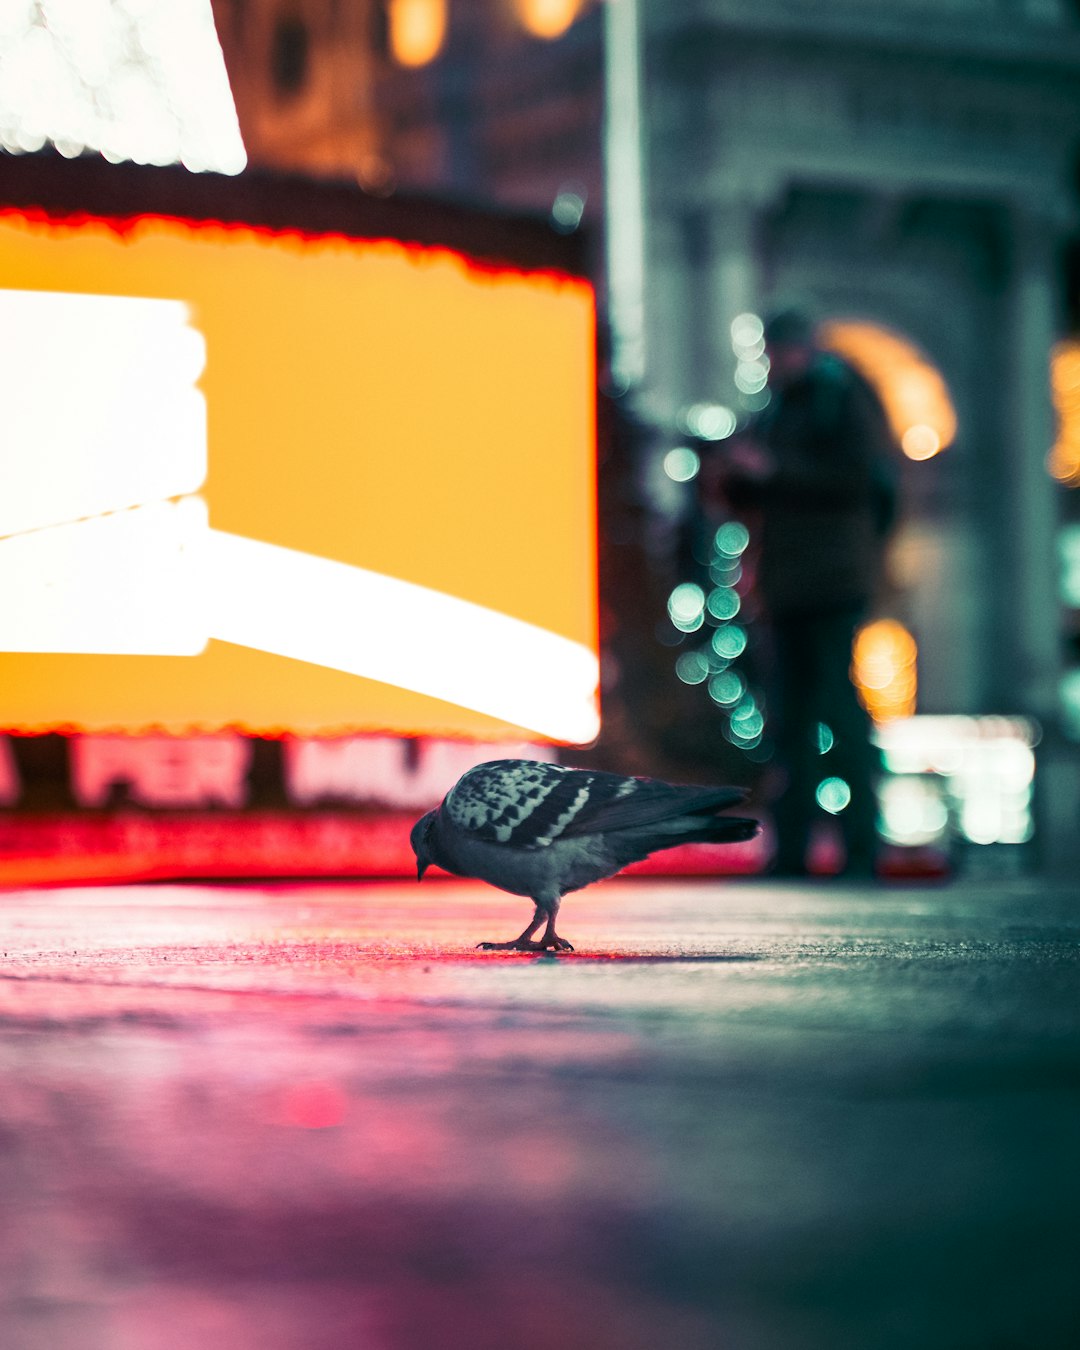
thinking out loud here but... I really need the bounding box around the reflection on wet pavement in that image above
[1,878,1077,1349]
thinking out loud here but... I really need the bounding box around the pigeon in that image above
[410,759,759,952]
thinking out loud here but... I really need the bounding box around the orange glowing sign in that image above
[0,203,598,743]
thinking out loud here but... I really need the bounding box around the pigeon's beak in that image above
[416,860,428,882]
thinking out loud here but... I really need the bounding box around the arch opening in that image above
[820,320,957,462]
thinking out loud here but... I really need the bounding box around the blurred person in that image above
[714,308,898,878]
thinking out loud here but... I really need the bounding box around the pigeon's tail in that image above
[660,813,760,846]
[604,810,759,871]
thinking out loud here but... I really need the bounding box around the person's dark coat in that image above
[730,353,897,616]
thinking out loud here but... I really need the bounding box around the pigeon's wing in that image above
[558,774,748,836]
[442,760,594,847]
[443,760,748,848]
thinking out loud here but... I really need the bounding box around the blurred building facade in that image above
[641,0,1077,706]
[211,0,604,222]
[635,0,1080,864]
[214,0,1080,862]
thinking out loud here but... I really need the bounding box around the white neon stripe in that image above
[206,530,600,744]
[0,497,210,656]
[0,289,207,539]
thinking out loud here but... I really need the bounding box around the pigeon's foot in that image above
[477,935,574,953]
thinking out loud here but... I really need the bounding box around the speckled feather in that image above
[442,759,747,849]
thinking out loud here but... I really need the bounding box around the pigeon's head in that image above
[410,810,437,881]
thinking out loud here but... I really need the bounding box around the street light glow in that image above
[517,0,582,40]
[387,0,447,67]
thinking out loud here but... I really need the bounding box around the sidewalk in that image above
[1,875,1077,1350]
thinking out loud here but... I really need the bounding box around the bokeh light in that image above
[663,446,701,483]
[708,669,744,706]
[709,559,741,587]
[1048,340,1080,486]
[815,776,851,814]
[706,586,740,621]
[821,321,956,461]
[900,423,942,461]
[730,312,764,356]
[714,521,750,557]
[734,359,770,394]
[551,185,586,232]
[712,625,747,660]
[874,715,1037,846]
[1059,669,1080,739]
[1059,524,1080,607]
[814,721,834,754]
[388,0,447,67]
[682,402,737,441]
[690,517,757,746]
[852,619,917,722]
[731,700,763,739]
[675,650,709,685]
[516,0,583,39]
[877,775,950,846]
[668,582,705,632]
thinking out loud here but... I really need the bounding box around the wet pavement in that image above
[0,874,1077,1350]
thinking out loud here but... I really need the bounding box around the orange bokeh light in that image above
[516,0,582,40]
[852,619,918,723]
[387,0,447,66]
[1048,340,1080,487]
[821,321,957,461]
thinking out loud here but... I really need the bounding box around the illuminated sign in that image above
[58,733,555,812]
[0,189,598,743]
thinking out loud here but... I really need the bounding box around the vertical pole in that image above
[1007,210,1062,724]
[706,198,761,408]
[1006,207,1073,872]
[604,0,647,392]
